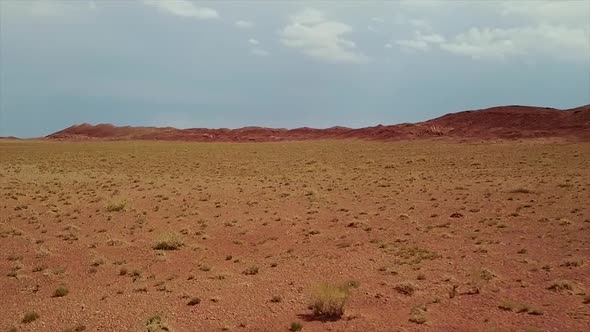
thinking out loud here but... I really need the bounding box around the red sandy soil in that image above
[46,105,590,142]
[1,140,589,332]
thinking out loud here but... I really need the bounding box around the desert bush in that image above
[242,266,259,275]
[22,311,40,323]
[509,187,534,194]
[106,200,127,212]
[145,315,170,332]
[187,297,201,306]
[395,282,417,296]
[547,280,574,292]
[153,232,183,250]
[290,322,303,331]
[53,286,69,297]
[309,282,352,319]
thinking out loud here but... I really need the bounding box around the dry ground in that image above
[0,140,589,332]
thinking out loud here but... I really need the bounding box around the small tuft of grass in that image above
[560,258,583,268]
[290,322,303,331]
[145,315,170,332]
[394,282,417,296]
[479,268,495,281]
[499,300,515,311]
[409,305,427,324]
[242,266,259,275]
[547,280,574,292]
[508,187,535,194]
[53,286,69,298]
[22,311,40,323]
[153,232,183,250]
[62,324,86,332]
[187,297,201,306]
[106,200,127,212]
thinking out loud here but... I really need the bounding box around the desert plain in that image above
[1,139,589,332]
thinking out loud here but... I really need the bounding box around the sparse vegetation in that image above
[153,232,183,250]
[508,187,535,194]
[187,297,201,306]
[106,200,127,212]
[409,305,427,324]
[1,138,588,331]
[22,311,40,323]
[395,282,417,296]
[309,282,352,319]
[53,286,69,297]
[548,280,575,292]
[290,322,303,331]
[145,315,170,332]
[242,266,259,275]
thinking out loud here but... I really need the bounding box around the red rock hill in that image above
[46,105,590,142]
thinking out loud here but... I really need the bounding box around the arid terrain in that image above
[1,138,589,332]
[46,105,590,142]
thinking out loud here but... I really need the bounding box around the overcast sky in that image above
[1,0,589,137]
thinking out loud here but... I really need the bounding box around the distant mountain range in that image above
[46,105,590,142]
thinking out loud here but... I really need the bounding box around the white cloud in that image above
[408,18,431,31]
[396,31,445,51]
[279,8,367,63]
[250,48,270,56]
[396,39,430,51]
[235,20,254,28]
[394,1,589,62]
[143,0,219,19]
[399,0,446,11]
[248,38,260,45]
[384,43,393,49]
[440,25,590,61]
[1,0,97,17]
[500,0,590,24]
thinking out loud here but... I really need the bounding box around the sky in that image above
[1,0,589,138]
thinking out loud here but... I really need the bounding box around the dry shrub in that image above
[153,232,183,250]
[309,282,352,319]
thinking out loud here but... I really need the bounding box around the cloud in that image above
[440,25,590,61]
[384,43,393,49]
[279,8,367,63]
[396,31,445,51]
[408,19,431,31]
[250,48,270,56]
[235,20,254,28]
[143,0,219,19]
[248,38,260,45]
[394,0,589,62]
[396,39,430,51]
[397,24,589,62]
[1,0,97,17]
[500,0,590,24]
